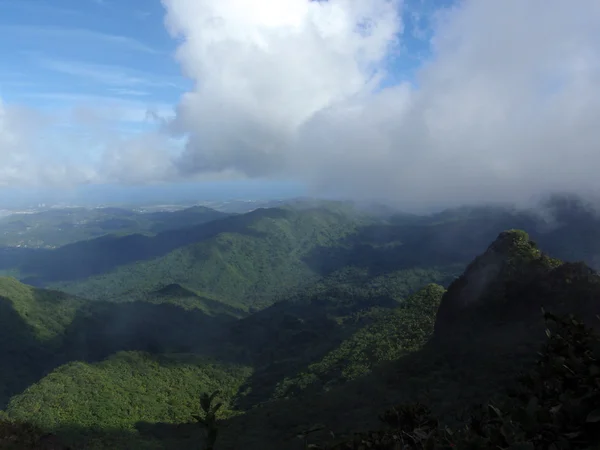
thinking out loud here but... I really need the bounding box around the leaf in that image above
[209,390,220,404]
[200,394,210,412]
[488,404,503,419]
[586,408,600,423]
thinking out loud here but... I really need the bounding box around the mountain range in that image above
[0,194,598,449]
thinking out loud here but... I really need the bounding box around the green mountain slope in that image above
[53,206,375,310]
[0,276,239,410]
[434,229,600,345]
[2,214,600,450]
[0,277,85,406]
[211,230,600,449]
[0,277,83,341]
[270,284,445,400]
[6,352,251,447]
[0,281,449,449]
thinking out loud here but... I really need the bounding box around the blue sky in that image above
[0,0,440,112]
[4,0,593,211]
[0,0,445,205]
[0,0,188,123]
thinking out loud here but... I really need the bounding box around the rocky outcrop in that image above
[433,229,600,345]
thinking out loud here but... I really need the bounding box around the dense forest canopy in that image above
[0,196,599,449]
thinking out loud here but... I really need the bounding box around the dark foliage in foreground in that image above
[325,312,600,449]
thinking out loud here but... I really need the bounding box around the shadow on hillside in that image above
[228,305,346,409]
[226,292,400,410]
[0,296,57,408]
[214,332,552,450]
[17,208,291,286]
[36,422,206,450]
[5,340,540,450]
[0,247,47,271]
[304,213,539,277]
[217,256,600,450]
[153,283,246,318]
[0,297,238,409]
[57,300,238,364]
[12,306,599,450]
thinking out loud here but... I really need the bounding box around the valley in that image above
[0,195,598,449]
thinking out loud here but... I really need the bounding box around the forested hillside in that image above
[45,205,385,309]
[0,198,599,449]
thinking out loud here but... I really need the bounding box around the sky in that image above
[0,0,599,209]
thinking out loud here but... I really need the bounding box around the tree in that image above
[193,390,222,450]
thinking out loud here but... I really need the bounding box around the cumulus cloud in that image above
[162,0,600,209]
[3,0,600,209]
[98,132,179,184]
[0,96,163,188]
[163,0,402,175]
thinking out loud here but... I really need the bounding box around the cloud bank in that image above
[161,0,600,208]
[0,99,92,187]
[2,0,600,211]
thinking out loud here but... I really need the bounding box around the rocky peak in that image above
[439,230,551,310]
[432,229,588,341]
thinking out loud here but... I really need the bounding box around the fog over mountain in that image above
[163,0,600,209]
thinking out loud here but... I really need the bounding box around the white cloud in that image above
[160,0,600,209]
[3,0,600,209]
[0,99,95,187]
[0,94,173,188]
[97,132,178,184]
[163,0,402,176]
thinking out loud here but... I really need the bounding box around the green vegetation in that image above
[51,206,375,309]
[6,353,250,442]
[0,277,83,340]
[0,276,238,409]
[327,312,600,449]
[0,278,86,407]
[0,197,599,449]
[272,284,445,399]
[194,391,223,450]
